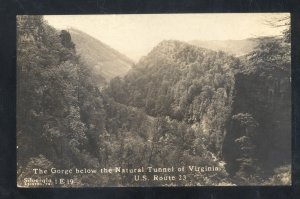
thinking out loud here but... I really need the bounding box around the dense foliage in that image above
[108,36,291,185]
[107,41,242,154]
[17,15,291,186]
[17,15,104,178]
[17,16,230,187]
[223,32,291,184]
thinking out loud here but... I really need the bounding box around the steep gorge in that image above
[17,15,291,186]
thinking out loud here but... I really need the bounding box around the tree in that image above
[264,15,290,43]
[231,113,261,184]
[60,30,75,49]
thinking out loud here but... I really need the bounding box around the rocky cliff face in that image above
[222,69,291,175]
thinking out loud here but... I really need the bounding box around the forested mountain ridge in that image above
[108,40,240,155]
[108,37,291,185]
[69,28,134,83]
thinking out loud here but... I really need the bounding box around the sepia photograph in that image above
[16,13,291,187]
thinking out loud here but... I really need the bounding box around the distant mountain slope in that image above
[69,28,134,82]
[189,37,274,57]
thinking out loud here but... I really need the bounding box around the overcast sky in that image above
[44,13,289,61]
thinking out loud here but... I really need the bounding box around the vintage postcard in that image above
[16,13,291,187]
